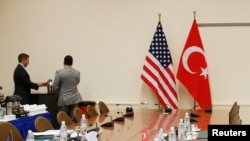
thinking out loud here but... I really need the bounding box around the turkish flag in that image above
[177,20,212,111]
[142,125,149,141]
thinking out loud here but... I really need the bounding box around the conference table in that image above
[67,108,229,141]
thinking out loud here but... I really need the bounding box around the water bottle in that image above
[154,128,165,141]
[0,105,4,119]
[178,119,185,141]
[59,121,68,141]
[168,126,176,141]
[80,114,87,135]
[184,112,190,132]
[26,130,34,141]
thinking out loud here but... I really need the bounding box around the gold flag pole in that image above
[158,13,162,111]
[189,11,201,118]
[193,10,197,111]
[158,13,161,22]
[193,10,196,20]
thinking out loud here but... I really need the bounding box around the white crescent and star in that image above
[142,133,146,139]
[182,46,208,79]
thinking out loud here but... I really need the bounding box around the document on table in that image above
[33,130,98,141]
[86,131,98,141]
[33,130,74,136]
[198,131,208,139]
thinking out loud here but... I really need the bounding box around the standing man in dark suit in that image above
[13,53,47,105]
[53,55,83,118]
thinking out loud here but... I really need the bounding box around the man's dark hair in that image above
[18,53,29,62]
[64,55,73,65]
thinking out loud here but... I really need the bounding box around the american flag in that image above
[141,22,178,109]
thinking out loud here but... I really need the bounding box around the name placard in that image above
[208,125,250,140]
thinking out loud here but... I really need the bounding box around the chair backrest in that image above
[230,114,242,125]
[229,102,240,124]
[73,107,83,122]
[35,116,55,132]
[229,101,237,116]
[0,121,23,141]
[57,111,74,126]
[98,101,110,114]
[87,105,98,118]
[229,105,240,122]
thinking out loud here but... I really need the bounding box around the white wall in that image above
[1,0,250,113]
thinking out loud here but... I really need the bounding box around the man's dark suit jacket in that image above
[13,64,39,104]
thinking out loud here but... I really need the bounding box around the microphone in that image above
[192,103,212,113]
[68,129,81,140]
[165,104,173,113]
[155,103,173,113]
[101,115,114,127]
[205,108,212,113]
[106,115,113,120]
[190,112,201,117]
[189,104,200,116]
[116,104,133,112]
[187,109,200,122]
[113,111,125,122]
[190,117,198,122]
[124,111,134,117]
[117,111,123,116]
[140,101,148,105]
[87,122,100,134]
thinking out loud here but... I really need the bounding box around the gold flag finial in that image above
[158,13,161,22]
[193,11,197,20]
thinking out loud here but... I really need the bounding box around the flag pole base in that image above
[164,108,172,113]
[205,108,212,113]
[190,112,201,117]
